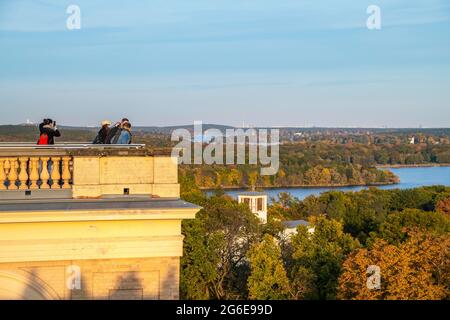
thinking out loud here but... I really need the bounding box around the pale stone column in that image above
[7,158,19,190]
[0,159,6,190]
[61,157,72,189]
[29,157,40,190]
[40,157,50,189]
[18,157,29,190]
[50,157,61,189]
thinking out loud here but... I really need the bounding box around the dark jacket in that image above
[39,123,61,145]
[105,124,121,144]
[93,126,110,144]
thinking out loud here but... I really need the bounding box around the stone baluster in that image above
[61,157,72,189]
[40,157,50,189]
[29,157,40,190]
[7,158,19,190]
[3,159,11,190]
[0,159,6,190]
[18,157,30,190]
[50,157,61,189]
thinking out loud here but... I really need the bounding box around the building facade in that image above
[238,191,268,223]
[0,144,200,300]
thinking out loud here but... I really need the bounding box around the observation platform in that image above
[0,143,200,300]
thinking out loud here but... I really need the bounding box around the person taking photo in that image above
[37,119,61,145]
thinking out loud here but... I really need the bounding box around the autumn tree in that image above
[268,192,305,220]
[247,171,259,188]
[436,197,450,216]
[338,231,450,300]
[247,234,291,300]
[228,168,242,186]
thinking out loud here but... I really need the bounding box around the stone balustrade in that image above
[0,156,72,190]
[0,144,179,199]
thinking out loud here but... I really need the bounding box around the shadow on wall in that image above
[161,264,178,300]
[21,269,60,300]
[69,274,89,300]
[110,271,144,300]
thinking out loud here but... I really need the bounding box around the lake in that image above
[222,166,450,201]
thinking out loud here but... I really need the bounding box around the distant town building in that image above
[238,191,268,224]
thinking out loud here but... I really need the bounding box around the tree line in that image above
[180,141,450,189]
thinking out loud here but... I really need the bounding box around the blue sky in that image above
[0,0,449,127]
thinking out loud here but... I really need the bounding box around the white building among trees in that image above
[238,191,268,223]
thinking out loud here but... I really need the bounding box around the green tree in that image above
[373,208,450,245]
[180,218,220,299]
[288,216,360,299]
[205,196,262,299]
[247,234,291,300]
[180,175,262,299]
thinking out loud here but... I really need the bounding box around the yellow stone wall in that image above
[0,203,198,260]
[72,155,180,198]
[0,257,180,300]
[0,205,197,300]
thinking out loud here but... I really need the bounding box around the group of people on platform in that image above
[37,118,133,145]
[92,118,133,145]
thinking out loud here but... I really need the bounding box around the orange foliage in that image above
[337,231,450,300]
[436,197,450,216]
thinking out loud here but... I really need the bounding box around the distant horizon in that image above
[1,122,449,130]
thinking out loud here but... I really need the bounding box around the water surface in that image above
[221,167,450,201]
